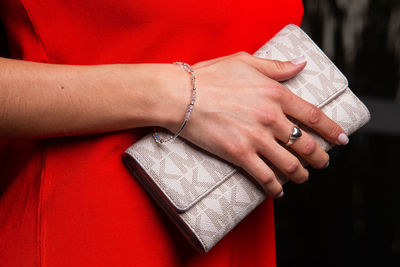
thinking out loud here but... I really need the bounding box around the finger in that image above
[276,121,330,169]
[242,154,283,198]
[280,86,349,145]
[256,110,329,169]
[239,52,307,81]
[289,130,330,169]
[256,134,309,184]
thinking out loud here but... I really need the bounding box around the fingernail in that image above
[338,133,349,145]
[324,161,329,168]
[276,191,284,199]
[291,55,306,65]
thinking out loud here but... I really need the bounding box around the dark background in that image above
[0,0,399,266]
[274,1,400,267]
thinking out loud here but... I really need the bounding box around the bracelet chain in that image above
[153,62,196,144]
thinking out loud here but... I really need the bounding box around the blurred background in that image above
[274,0,400,267]
[0,0,399,266]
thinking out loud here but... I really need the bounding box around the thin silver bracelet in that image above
[153,62,197,144]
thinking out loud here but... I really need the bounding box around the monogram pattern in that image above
[254,24,348,108]
[127,133,236,212]
[123,25,370,253]
[126,139,266,252]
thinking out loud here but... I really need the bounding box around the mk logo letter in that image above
[204,186,250,231]
[274,31,309,59]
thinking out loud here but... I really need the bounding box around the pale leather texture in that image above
[122,24,371,253]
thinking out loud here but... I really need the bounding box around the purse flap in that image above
[254,24,348,108]
[125,133,239,213]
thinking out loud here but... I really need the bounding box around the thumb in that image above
[252,55,307,81]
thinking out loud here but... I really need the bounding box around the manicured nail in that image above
[276,191,284,199]
[338,133,349,145]
[324,161,330,168]
[291,55,306,65]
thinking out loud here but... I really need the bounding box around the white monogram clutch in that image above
[122,24,370,253]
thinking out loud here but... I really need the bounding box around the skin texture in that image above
[0,52,347,198]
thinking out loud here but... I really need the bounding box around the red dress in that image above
[0,1,303,266]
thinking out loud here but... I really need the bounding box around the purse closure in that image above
[254,24,349,109]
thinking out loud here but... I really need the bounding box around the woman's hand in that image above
[164,52,348,198]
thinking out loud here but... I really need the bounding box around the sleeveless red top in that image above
[0,1,303,266]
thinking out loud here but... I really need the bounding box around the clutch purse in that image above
[122,24,371,253]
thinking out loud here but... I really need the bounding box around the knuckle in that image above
[233,145,248,158]
[284,160,300,175]
[223,141,246,158]
[267,85,285,101]
[293,172,309,184]
[327,123,343,140]
[235,51,249,58]
[259,172,275,187]
[262,110,278,126]
[302,139,317,156]
[308,106,322,124]
[253,108,267,123]
[273,60,287,73]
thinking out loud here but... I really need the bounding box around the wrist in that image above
[113,63,192,133]
[154,62,197,143]
[155,63,193,132]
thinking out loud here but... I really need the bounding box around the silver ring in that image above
[287,126,302,146]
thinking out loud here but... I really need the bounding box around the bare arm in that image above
[0,57,188,137]
[0,53,348,198]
